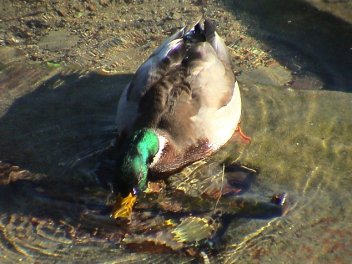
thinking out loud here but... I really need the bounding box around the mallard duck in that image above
[110,20,246,217]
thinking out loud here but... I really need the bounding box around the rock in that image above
[86,2,97,12]
[291,74,324,90]
[38,30,79,51]
[238,63,292,87]
[25,19,49,29]
[56,6,68,17]
[99,0,109,7]
[0,161,44,185]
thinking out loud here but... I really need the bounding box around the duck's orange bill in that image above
[111,192,137,219]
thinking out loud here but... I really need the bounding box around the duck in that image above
[109,20,248,217]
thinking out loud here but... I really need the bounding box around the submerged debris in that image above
[105,163,289,256]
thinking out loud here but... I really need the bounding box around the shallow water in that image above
[229,84,352,263]
[1,62,351,263]
[1,0,352,263]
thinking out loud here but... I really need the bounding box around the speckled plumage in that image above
[115,20,241,176]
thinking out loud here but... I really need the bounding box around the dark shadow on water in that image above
[0,70,132,177]
[222,0,352,92]
[0,70,133,245]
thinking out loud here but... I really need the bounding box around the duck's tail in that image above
[183,20,231,64]
[203,20,232,66]
[183,22,205,43]
[203,19,216,41]
[151,20,232,69]
[183,19,216,43]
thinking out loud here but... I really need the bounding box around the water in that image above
[1,0,352,263]
[230,84,352,263]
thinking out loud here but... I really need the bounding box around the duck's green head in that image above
[113,129,159,197]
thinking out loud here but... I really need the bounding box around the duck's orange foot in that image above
[111,193,137,219]
[231,124,251,144]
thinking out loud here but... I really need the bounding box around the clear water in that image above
[0,0,352,263]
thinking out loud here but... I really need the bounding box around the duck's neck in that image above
[122,129,159,191]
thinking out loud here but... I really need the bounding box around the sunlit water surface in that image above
[0,1,352,262]
[1,55,351,263]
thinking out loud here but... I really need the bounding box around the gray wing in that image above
[115,27,187,135]
[115,21,237,144]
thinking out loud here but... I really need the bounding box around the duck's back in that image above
[116,20,241,173]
